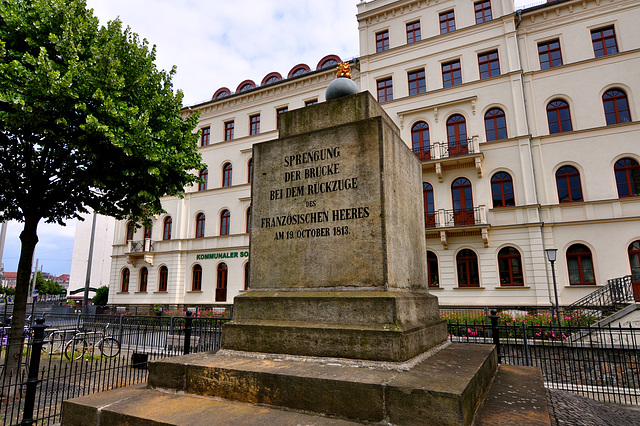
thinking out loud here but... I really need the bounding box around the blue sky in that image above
[1,0,535,277]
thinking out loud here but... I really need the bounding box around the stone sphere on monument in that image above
[325,62,359,101]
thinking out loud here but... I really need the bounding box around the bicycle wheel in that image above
[99,337,120,357]
[42,332,65,355]
[64,338,88,360]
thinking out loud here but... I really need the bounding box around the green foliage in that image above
[93,285,109,306]
[34,272,65,295]
[0,286,16,295]
[0,0,205,225]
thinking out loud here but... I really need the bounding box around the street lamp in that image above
[545,248,560,326]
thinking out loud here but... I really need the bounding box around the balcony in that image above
[425,206,489,249]
[413,136,484,182]
[126,239,155,266]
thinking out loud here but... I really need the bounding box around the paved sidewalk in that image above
[546,389,640,426]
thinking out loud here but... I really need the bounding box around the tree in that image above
[93,285,109,306]
[0,0,204,374]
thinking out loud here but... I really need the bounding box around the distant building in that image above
[105,0,640,308]
[2,272,17,289]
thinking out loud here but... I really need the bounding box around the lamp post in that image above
[545,248,560,326]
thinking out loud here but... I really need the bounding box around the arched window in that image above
[566,244,595,285]
[246,207,251,233]
[447,115,468,157]
[199,169,208,191]
[556,166,583,203]
[423,183,436,228]
[121,268,130,292]
[412,121,431,161]
[216,263,228,302]
[222,163,232,187]
[498,247,523,286]
[427,251,439,288]
[158,266,168,292]
[143,224,152,252]
[484,108,507,141]
[247,158,253,183]
[195,213,205,238]
[292,67,308,77]
[603,89,631,125]
[192,264,202,291]
[163,217,172,240]
[244,263,250,290]
[264,76,280,85]
[126,222,135,242]
[451,178,474,225]
[239,83,253,92]
[491,172,515,207]
[139,267,148,292]
[614,158,640,198]
[456,249,480,287]
[547,99,572,134]
[220,210,230,236]
[628,241,640,302]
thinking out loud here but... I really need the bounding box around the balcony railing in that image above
[413,138,478,162]
[425,207,488,229]
[127,239,154,254]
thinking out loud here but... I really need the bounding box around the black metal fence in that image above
[449,313,640,406]
[0,312,230,426]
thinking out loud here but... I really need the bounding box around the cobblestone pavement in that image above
[546,389,640,425]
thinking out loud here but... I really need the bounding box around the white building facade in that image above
[107,0,640,309]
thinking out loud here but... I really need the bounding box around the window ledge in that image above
[116,292,129,294]
[153,291,168,293]
[186,290,203,293]
[134,291,148,294]
[565,284,600,288]
[495,286,530,289]
[454,286,485,290]
[428,287,444,290]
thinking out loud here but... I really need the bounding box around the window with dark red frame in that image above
[603,89,631,125]
[547,99,572,134]
[567,244,595,285]
[456,249,480,287]
[442,60,461,88]
[478,50,500,79]
[220,209,230,236]
[408,69,426,95]
[244,263,250,290]
[376,30,389,52]
[222,163,232,187]
[247,158,253,183]
[452,177,474,226]
[121,268,130,292]
[556,166,583,203]
[276,107,288,129]
[498,247,524,286]
[491,172,515,208]
[163,216,172,240]
[474,1,492,24]
[126,222,135,242]
[224,121,234,141]
[377,78,393,102]
[158,266,168,292]
[407,21,421,44]
[246,206,251,233]
[216,263,228,302]
[249,114,260,135]
[192,265,202,291]
[440,10,455,34]
[591,26,618,57]
[423,182,436,228]
[195,213,205,238]
[447,114,468,156]
[201,127,210,146]
[427,251,439,288]
[412,121,430,161]
[485,108,507,141]
[538,39,563,69]
[614,158,640,198]
[139,267,148,292]
[199,169,208,191]
[305,99,318,106]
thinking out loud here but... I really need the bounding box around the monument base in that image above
[223,291,448,362]
[63,343,506,425]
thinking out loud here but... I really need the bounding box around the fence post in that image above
[183,311,193,355]
[489,309,501,363]
[20,317,47,426]
[522,323,531,366]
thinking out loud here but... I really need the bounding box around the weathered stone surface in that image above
[325,77,359,101]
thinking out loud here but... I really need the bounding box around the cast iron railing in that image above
[564,275,635,320]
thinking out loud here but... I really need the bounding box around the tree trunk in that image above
[4,216,40,378]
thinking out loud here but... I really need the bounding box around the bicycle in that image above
[63,323,121,360]
[41,329,67,355]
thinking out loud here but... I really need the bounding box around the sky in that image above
[1,0,533,277]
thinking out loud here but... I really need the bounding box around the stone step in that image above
[145,343,497,425]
